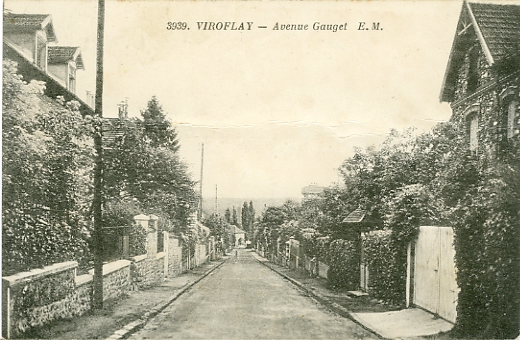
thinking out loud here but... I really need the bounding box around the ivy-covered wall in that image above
[448,34,520,338]
[362,230,405,306]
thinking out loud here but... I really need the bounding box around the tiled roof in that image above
[102,118,126,146]
[3,13,57,42]
[230,225,245,234]
[342,208,366,223]
[469,2,520,61]
[48,46,84,69]
[302,185,325,195]
[440,2,520,102]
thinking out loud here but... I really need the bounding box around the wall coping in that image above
[134,214,149,221]
[75,274,93,286]
[2,261,78,287]
[132,254,147,263]
[88,259,131,276]
[156,252,165,259]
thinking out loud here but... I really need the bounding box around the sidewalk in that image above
[251,251,454,340]
[23,257,228,340]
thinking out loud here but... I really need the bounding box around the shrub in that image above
[327,239,359,290]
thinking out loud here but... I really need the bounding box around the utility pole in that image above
[214,184,218,214]
[198,143,204,221]
[93,0,106,309]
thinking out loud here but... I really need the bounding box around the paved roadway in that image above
[130,249,377,339]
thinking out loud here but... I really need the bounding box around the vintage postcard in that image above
[3,0,519,339]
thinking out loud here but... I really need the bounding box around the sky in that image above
[5,0,474,199]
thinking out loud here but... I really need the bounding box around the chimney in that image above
[118,99,128,120]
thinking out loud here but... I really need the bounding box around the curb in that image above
[252,253,385,339]
[105,258,228,340]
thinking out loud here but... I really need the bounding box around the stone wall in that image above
[2,261,78,338]
[2,213,212,338]
[89,260,131,301]
[167,237,183,277]
[131,253,165,289]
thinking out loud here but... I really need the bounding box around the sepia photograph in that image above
[2,0,519,339]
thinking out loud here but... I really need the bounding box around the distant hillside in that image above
[201,197,299,220]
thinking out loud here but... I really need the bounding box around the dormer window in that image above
[68,65,76,94]
[36,37,47,70]
[47,46,84,94]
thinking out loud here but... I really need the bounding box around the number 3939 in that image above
[167,22,188,30]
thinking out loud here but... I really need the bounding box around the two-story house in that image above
[440,1,519,156]
[3,12,93,116]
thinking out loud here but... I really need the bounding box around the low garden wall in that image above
[132,253,165,289]
[2,234,212,338]
[2,261,78,338]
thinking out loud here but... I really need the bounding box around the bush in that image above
[327,239,359,290]
[363,230,404,305]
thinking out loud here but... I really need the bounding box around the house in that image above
[439,2,520,336]
[301,183,325,202]
[3,12,93,117]
[440,1,520,155]
[229,225,246,247]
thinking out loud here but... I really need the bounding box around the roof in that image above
[3,42,93,117]
[342,208,366,223]
[230,225,246,234]
[48,46,84,69]
[440,2,520,102]
[3,13,57,42]
[302,185,325,195]
[470,2,520,62]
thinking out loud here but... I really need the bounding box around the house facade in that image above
[440,2,520,156]
[440,2,519,337]
[3,12,93,116]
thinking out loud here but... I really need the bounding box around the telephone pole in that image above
[198,143,204,220]
[93,0,106,309]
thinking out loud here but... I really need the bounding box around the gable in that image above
[3,13,57,42]
[440,1,520,103]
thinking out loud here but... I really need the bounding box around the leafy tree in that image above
[2,60,93,275]
[103,98,197,240]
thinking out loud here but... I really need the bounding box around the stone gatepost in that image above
[163,231,169,277]
[148,215,159,258]
[133,214,158,258]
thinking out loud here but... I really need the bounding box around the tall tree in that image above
[224,208,231,223]
[241,202,249,233]
[232,206,239,226]
[140,96,180,151]
[104,100,196,237]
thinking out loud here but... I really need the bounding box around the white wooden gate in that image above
[413,226,459,323]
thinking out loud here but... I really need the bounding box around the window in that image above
[36,38,46,69]
[68,65,76,93]
[466,46,479,95]
[468,114,479,151]
[507,100,518,139]
[464,105,480,152]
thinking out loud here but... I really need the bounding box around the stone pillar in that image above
[163,231,169,278]
[133,214,157,259]
[148,215,158,258]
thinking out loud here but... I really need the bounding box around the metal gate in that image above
[413,226,459,323]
